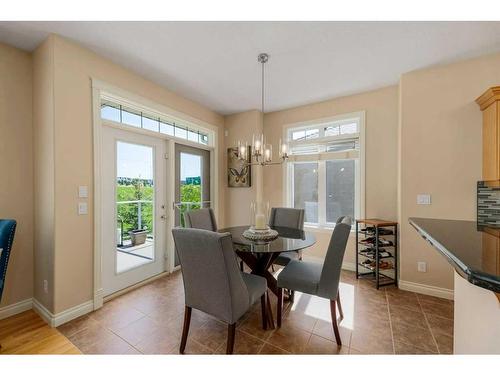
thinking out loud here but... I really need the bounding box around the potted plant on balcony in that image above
[129,227,148,246]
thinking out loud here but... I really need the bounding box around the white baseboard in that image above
[32,298,53,325]
[33,298,94,327]
[399,279,454,300]
[341,262,454,300]
[0,298,33,320]
[53,300,94,327]
[94,288,104,310]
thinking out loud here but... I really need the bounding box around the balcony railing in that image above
[115,200,211,245]
[116,200,153,246]
[173,201,211,227]
[173,200,211,210]
[117,200,153,229]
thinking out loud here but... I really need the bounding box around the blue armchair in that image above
[0,219,16,351]
[0,219,17,305]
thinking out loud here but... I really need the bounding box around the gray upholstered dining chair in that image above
[269,207,305,230]
[276,216,352,346]
[270,208,305,267]
[172,227,268,354]
[183,208,250,275]
[183,207,218,231]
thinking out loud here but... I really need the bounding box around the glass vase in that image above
[250,201,270,231]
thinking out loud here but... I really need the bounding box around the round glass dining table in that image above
[218,225,316,328]
[219,225,316,254]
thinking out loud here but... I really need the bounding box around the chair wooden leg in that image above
[226,323,236,354]
[260,292,268,330]
[179,306,192,354]
[330,299,342,346]
[240,260,244,272]
[277,287,283,328]
[336,291,344,320]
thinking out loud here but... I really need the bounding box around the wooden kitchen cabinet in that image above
[476,87,500,180]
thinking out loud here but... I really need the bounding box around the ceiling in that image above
[2,21,500,115]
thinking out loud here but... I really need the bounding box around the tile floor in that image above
[57,269,454,354]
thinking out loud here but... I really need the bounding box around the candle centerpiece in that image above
[243,201,278,241]
[250,201,270,231]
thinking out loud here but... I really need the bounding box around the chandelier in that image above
[237,53,289,166]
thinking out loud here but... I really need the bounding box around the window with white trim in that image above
[286,113,364,227]
[100,97,210,146]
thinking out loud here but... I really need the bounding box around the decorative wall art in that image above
[227,146,251,187]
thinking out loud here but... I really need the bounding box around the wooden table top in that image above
[356,218,398,227]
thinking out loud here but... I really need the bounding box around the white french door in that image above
[101,126,168,296]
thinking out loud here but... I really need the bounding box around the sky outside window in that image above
[181,153,201,182]
[117,142,153,180]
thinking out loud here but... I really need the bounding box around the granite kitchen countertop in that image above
[409,217,500,293]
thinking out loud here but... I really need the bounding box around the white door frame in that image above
[91,79,220,309]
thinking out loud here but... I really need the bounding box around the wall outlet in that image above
[417,261,427,273]
[417,194,431,205]
[43,279,48,294]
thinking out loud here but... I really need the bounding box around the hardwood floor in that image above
[0,310,80,354]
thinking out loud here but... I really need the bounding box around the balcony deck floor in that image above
[116,239,154,273]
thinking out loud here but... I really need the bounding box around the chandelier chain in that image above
[261,55,265,114]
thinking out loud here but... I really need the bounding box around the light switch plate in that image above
[78,185,88,198]
[417,194,431,205]
[78,202,88,215]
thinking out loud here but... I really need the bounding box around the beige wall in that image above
[34,35,225,314]
[262,86,399,264]
[33,38,56,310]
[399,52,500,291]
[224,110,263,226]
[0,43,34,309]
